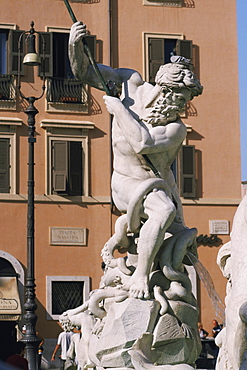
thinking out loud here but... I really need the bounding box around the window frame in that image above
[0,118,22,195]
[143,32,184,82]
[51,139,83,196]
[42,120,94,197]
[171,141,196,199]
[0,23,18,111]
[46,276,90,320]
[178,144,196,198]
[43,26,92,114]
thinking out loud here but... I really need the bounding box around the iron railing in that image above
[0,75,16,101]
[46,77,88,104]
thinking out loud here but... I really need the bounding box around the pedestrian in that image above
[6,342,28,370]
[66,327,81,370]
[51,326,73,370]
[37,332,45,370]
[198,322,208,338]
[212,319,222,338]
[22,325,44,370]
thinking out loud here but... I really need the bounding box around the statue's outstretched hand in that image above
[69,21,87,45]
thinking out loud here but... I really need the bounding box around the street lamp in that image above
[17,21,45,370]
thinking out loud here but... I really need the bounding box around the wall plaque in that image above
[143,0,182,7]
[209,220,229,235]
[50,227,87,246]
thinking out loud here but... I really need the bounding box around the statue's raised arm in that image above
[69,22,130,92]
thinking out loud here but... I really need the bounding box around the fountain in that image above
[215,195,247,370]
[59,19,206,370]
[187,252,225,323]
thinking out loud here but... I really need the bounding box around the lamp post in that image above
[17,21,45,370]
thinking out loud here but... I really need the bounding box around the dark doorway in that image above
[0,321,17,361]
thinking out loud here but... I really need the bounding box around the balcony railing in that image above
[0,75,16,101]
[46,77,88,105]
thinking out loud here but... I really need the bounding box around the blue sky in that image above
[237,1,247,181]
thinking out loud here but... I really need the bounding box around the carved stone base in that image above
[87,297,201,368]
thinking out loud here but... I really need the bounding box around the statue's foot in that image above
[129,279,150,299]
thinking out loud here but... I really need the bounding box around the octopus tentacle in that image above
[88,287,129,319]
[153,285,169,315]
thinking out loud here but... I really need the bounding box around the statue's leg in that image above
[127,190,176,299]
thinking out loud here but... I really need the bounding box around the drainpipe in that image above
[108,0,114,236]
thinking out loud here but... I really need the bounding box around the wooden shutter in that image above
[68,141,82,196]
[52,141,68,193]
[0,139,10,193]
[176,40,192,61]
[8,30,24,75]
[38,32,53,77]
[179,145,196,198]
[84,35,96,60]
[148,38,164,84]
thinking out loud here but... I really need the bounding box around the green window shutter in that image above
[84,35,96,60]
[0,138,10,193]
[68,141,83,196]
[176,40,192,61]
[52,141,68,193]
[38,32,53,77]
[148,38,164,83]
[179,145,196,198]
[8,30,24,75]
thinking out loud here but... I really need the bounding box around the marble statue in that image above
[216,194,247,370]
[61,21,203,370]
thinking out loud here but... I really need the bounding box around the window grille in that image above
[51,281,84,315]
[46,77,87,104]
[0,75,16,101]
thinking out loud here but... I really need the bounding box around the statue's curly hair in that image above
[155,63,203,99]
[59,315,74,332]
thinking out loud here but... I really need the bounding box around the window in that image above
[0,30,8,75]
[144,33,192,83]
[46,276,90,320]
[0,138,10,193]
[42,119,94,197]
[0,118,22,195]
[52,140,83,196]
[0,27,24,76]
[171,145,196,198]
[39,28,95,112]
[0,24,22,110]
[179,145,196,198]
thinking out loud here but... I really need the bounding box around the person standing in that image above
[6,342,28,370]
[198,322,208,339]
[51,328,73,370]
[212,319,222,338]
[66,327,81,370]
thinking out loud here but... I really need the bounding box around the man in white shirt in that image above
[51,328,73,370]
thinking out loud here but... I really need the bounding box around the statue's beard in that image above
[141,105,184,127]
[141,93,186,127]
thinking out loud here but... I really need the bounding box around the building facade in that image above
[0,0,241,365]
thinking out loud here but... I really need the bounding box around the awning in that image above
[0,276,21,321]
